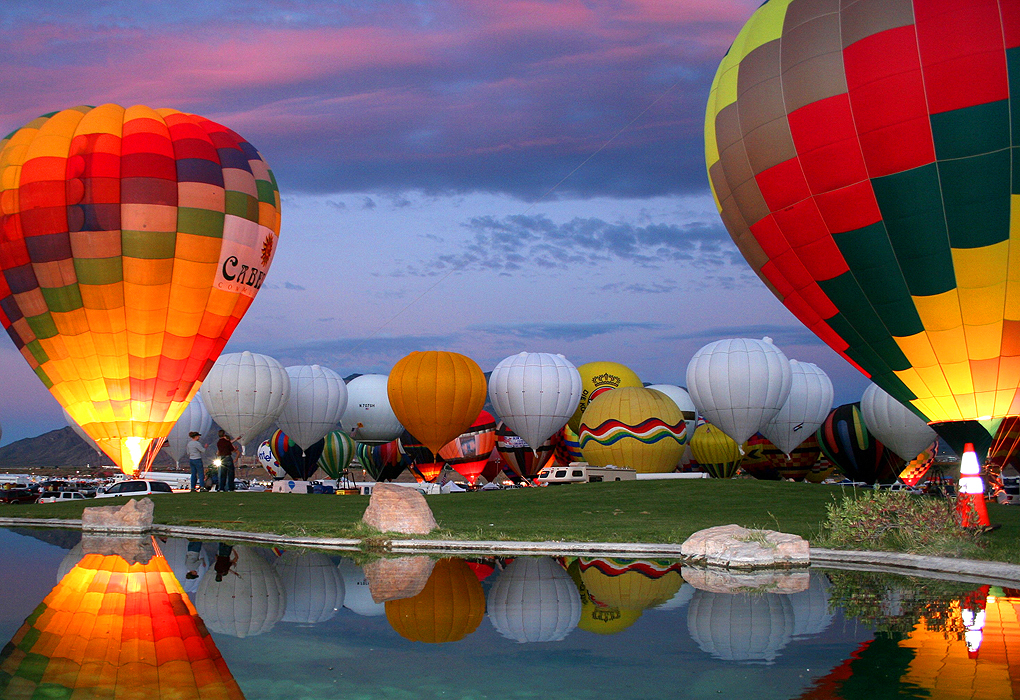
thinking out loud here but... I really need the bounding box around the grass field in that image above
[9,479,1020,563]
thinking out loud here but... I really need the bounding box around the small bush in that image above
[818,489,983,558]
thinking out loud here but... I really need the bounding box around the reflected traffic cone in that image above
[961,585,989,658]
[957,442,991,529]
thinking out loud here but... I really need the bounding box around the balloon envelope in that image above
[497,421,556,479]
[438,410,497,485]
[706,4,1020,426]
[384,558,485,643]
[861,383,937,462]
[0,105,281,474]
[578,387,686,473]
[387,351,487,455]
[163,392,213,465]
[356,439,407,481]
[686,338,792,446]
[644,384,697,444]
[257,439,286,478]
[816,403,903,485]
[487,557,581,643]
[341,374,402,443]
[488,352,582,452]
[202,351,291,445]
[690,423,741,479]
[317,430,356,480]
[568,361,642,433]
[277,365,348,450]
[761,361,833,456]
[270,429,325,481]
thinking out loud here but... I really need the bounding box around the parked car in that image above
[37,491,88,504]
[0,488,39,505]
[885,482,924,495]
[95,480,173,498]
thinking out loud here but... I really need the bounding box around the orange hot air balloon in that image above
[0,538,244,699]
[387,351,487,456]
[384,558,485,643]
[0,104,281,474]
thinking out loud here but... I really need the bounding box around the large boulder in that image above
[81,498,154,533]
[362,484,437,535]
[681,524,809,569]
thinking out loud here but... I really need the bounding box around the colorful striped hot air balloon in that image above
[578,387,686,473]
[317,429,356,481]
[552,423,583,467]
[690,423,742,479]
[816,403,903,485]
[705,2,1020,443]
[0,105,281,474]
[496,421,556,480]
[356,439,407,481]
[438,410,497,485]
[568,361,642,433]
[270,429,324,481]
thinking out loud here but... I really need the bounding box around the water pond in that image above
[0,527,1017,699]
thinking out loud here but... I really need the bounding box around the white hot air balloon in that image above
[487,557,581,643]
[277,365,348,451]
[686,337,793,447]
[488,352,583,453]
[687,589,794,663]
[337,559,386,617]
[257,439,287,479]
[340,374,403,443]
[274,551,346,624]
[201,351,291,445]
[645,384,697,444]
[861,383,937,462]
[163,393,213,467]
[789,572,834,639]
[760,361,833,456]
[195,545,286,638]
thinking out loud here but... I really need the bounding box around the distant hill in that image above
[0,427,174,470]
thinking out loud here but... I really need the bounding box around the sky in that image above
[0,0,873,446]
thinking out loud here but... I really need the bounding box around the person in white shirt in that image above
[187,432,206,491]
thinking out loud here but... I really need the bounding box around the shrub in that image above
[817,489,983,558]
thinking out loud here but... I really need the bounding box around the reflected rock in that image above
[487,557,581,643]
[0,539,244,699]
[338,559,386,617]
[687,589,794,663]
[275,550,345,624]
[82,533,156,564]
[196,545,286,638]
[80,497,154,533]
[790,572,834,638]
[385,558,485,643]
[579,558,684,610]
[681,525,809,569]
[365,555,436,603]
[681,565,809,595]
[362,483,437,534]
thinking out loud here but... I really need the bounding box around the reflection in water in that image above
[336,559,385,617]
[273,551,345,624]
[487,557,581,643]
[384,558,485,643]
[195,545,285,639]
[0,537,243,699]
[688,589,795,663]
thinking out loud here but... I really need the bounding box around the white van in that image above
[38,491,87,504]
[536,463,637,485]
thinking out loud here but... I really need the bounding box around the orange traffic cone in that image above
[957,442,992,529]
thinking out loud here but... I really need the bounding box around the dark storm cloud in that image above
[0,1,759,200]
[401,213,735,275]
[472,321,664,342]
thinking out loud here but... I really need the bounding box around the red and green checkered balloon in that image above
[706,1,1020,426]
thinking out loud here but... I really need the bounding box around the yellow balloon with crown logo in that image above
[567,361,642,433]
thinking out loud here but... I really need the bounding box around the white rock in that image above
[681,524,809,569]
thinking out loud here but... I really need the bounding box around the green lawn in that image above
[9,480,1020,562]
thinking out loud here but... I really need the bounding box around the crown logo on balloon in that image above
[591,373,621,387]
[260,234,274,267]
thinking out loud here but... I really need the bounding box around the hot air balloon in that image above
[356,439,407,481]
[861,383,937,462]
[817,403,904,485]
[398,430,444,483]
[341,373,402,443]
[277,364,348,452]
[387,351,487,457]
[577,559,684,611]
[706,3,1020,448]
[274,550,345,624]
[568,361,642,433]
[270,428,325,481]
[761,361,833,456]
[488,352,583,452]
[739,433,782,480]
[202,351,291,446]
[487,557,581,643]
[899,440,938,488]
[257,438,286,478]
[768,432,823,482]
[438,410,497,485]
[163,392,213,468]
[690,423,742,479]
[62,406,103,455]
[384,558,485,643]
[496,422,556,480]
[686,338,793,447]
[337,558,386,617]
[578,387,686,473]
[789,572,834,639]
[317,429,356,481]
[688,589,794,663]
[644,384,697,444]
[0,105,281,474]
[0,539,244,699]
[195,545,285,638]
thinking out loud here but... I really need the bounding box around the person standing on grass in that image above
[187,432,205,491]
[216,429,238,492]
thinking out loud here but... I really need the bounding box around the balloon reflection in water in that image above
[385,558,485,643]
[274,551,345,624]
[687,589,794,663]
[337,559,386,617]
[487,557,581,643]
[578,559,683,611]
[195,545,285,638]
[789,573,833,639]
[0,538,243,699]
